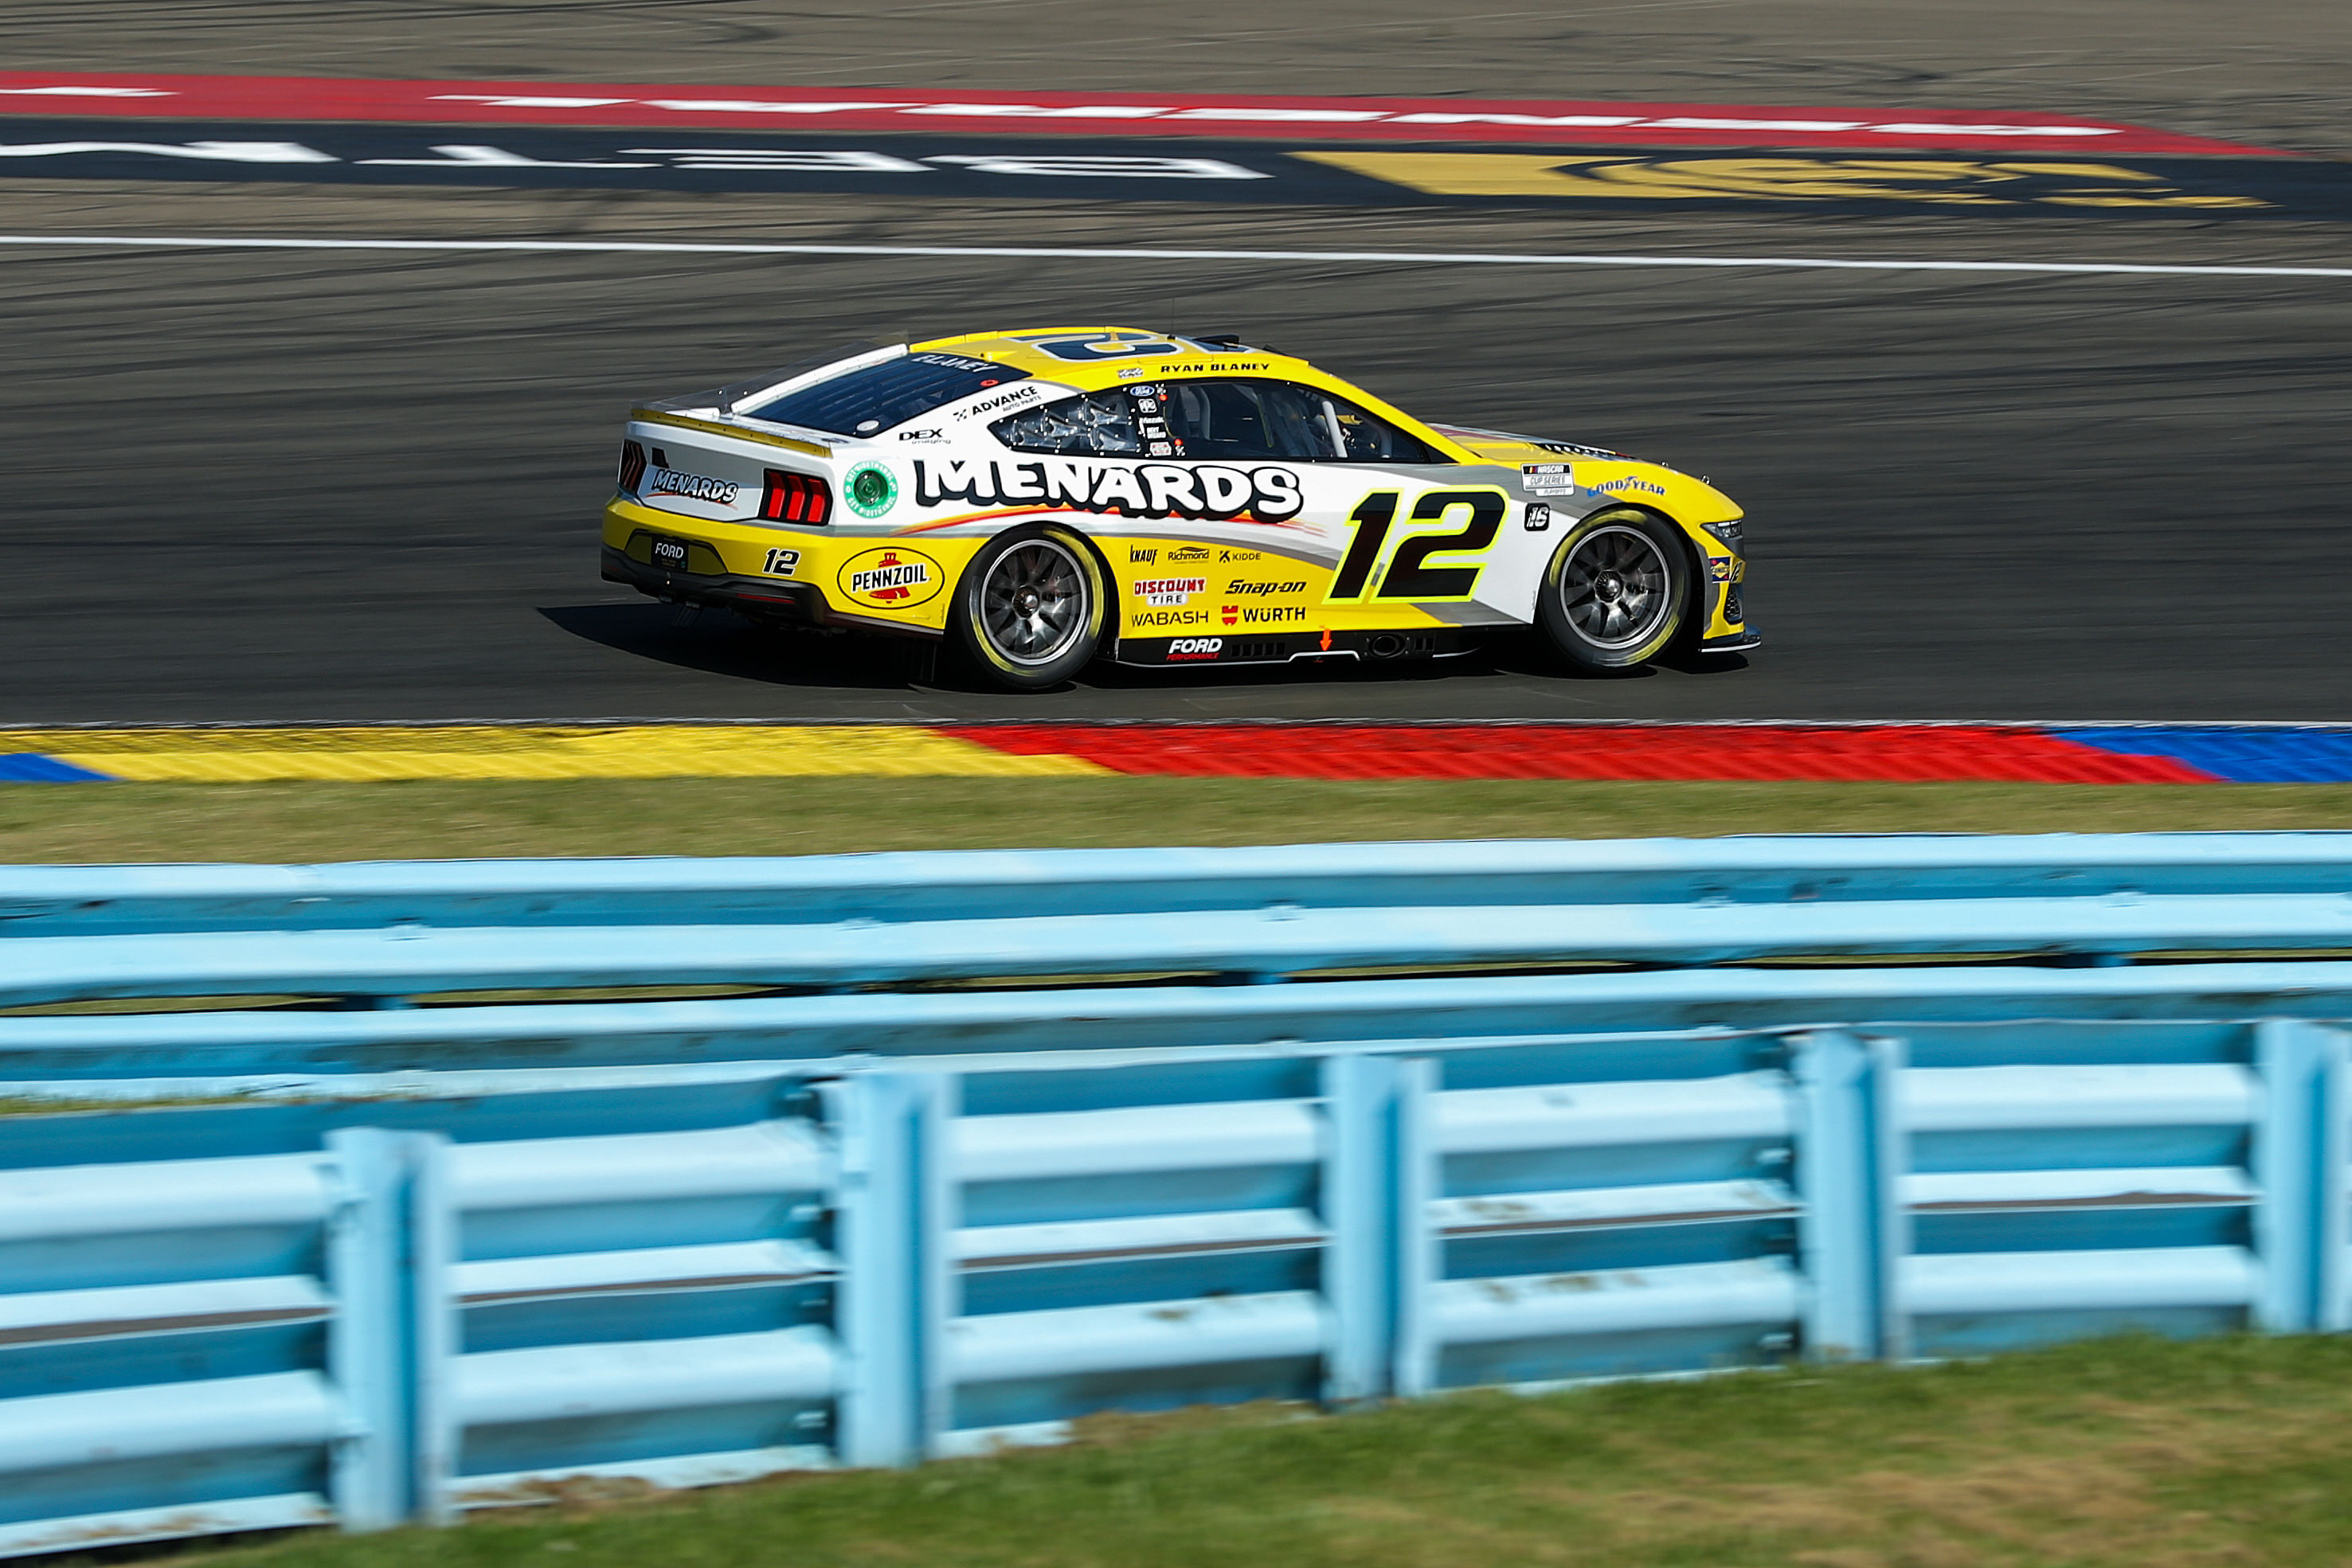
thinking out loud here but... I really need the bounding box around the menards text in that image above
[914,458,1303,522]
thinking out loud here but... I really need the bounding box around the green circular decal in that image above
[847,462,898,518]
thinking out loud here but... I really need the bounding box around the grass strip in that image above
[2,777,2351,861]
[177,1333,2352,1568]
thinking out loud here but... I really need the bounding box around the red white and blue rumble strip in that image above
[4,724,2352,785]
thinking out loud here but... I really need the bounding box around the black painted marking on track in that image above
[2,119,2349,218]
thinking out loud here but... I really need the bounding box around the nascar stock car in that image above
[601,327,1754,690]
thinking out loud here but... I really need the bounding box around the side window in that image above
[1158,380,1305,460]
[991,389,1141,456]
[1157,379,1446,463]
[1322,392,1444,463]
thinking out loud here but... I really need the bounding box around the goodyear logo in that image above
[839,545,944,610]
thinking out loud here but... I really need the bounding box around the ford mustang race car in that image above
[601,328,1753,690]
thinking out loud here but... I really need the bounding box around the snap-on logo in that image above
[838,545,944,609]
[1225,580,1305,596]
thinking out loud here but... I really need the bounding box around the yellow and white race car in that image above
[601,327,1754,690]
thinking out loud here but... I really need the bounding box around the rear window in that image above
[746,351,1029,436]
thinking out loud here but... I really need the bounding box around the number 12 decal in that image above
[1328,489,1506,602]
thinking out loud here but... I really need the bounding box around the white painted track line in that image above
[1,233,2349,278]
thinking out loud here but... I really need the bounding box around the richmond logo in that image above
[914,458,1303,522]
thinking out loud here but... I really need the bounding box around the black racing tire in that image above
[948,523,1107,691]
[1535,507,1693,674]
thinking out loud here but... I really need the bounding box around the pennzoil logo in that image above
[839,545,943,609]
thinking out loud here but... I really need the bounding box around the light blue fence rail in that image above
[3,835,2352,1556]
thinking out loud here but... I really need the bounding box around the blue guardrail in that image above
[1,833,2350,1555]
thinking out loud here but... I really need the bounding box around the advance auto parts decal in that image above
[838,545,943,609]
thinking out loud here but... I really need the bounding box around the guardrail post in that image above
[326,1128,455,1531]
[833,1070,950,1466]
[1793,1030,1908,1363]
[2254,1020,2350,1334]
[1325,1052,1436,1405]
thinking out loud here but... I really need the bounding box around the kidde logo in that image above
[1167,637,1223,661]
[852,551,929,600]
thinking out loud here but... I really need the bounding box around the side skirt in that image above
[1110,628,1479,669]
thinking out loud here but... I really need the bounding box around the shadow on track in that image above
[539,603,1750,701]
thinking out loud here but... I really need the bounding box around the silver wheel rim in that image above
[980,539,1088,666]
[1560,524,1673,650]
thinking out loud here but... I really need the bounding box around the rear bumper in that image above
[599,545,939,638]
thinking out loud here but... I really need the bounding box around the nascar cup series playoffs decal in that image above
[838,545,942,609]
[914,458,1302,522]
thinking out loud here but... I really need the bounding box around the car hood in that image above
[1427,424,1743,524]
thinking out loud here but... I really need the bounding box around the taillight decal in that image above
[617,440,647,494]
[761,469,834,525]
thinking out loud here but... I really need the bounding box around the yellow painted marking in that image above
[1294,151,2268,208]
[18,726,1110,782]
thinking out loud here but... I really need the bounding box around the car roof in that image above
[909,327,1317,393]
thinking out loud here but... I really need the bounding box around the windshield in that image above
[746,351,1031,436]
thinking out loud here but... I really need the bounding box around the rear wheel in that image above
[1536,507,1692,672]
[949,525,1106,690]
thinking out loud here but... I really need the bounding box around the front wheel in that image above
[1535,508,1692,673]
[948,525,1106,690]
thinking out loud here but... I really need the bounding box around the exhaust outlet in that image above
[1368,633,1407,659]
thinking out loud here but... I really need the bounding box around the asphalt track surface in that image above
[6,1,2350,724]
